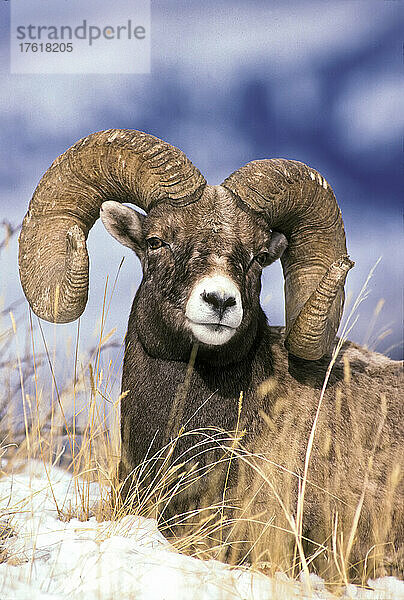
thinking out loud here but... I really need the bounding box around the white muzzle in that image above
[185,274,243,345]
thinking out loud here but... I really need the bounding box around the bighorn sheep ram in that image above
[19,130,403,577]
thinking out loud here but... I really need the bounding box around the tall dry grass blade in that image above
[37,318,74,460]
[343,394,387,573]
[219,391,243,554]
[295,257,384,581]
[165,342,199,443]
[9,311,30,456]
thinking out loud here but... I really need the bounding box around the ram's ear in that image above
[267,231,288,262]
[100,201,145,257]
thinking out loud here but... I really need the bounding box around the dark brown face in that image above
[100,185,287,358]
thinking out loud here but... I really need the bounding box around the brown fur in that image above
[102,187,403,579]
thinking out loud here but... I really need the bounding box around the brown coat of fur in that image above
[103,188,403,579]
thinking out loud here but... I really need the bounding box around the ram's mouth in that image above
[186,318,238,346]
[187,320,236,331]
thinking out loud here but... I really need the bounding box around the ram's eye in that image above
[254,252,270,267]
[147,237,164,250]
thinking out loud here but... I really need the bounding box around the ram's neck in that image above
[130,289,269,366]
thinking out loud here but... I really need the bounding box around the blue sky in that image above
[1,0,403,359]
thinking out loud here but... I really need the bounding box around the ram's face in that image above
[101,186,287,349]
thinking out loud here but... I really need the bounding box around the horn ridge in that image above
[19,129,206,323]
[222,158,353,360]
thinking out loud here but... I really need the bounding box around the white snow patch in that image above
[0,462,403,600]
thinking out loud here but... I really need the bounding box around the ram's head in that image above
[98,189,288,361]
[18,129,353,360]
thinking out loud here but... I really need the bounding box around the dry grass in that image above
[0,225,401,595]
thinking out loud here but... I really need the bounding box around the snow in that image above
[0,462,403,600]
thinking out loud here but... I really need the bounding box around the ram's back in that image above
[241,328,403,574]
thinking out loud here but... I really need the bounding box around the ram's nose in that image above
[201,291,237,319]
[185,274,243,345]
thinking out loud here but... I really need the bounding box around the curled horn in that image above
[18,129,206,323]
[222,159,354,360]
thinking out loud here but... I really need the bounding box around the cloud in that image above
[335,72,404,150]
[153,0,400,78]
